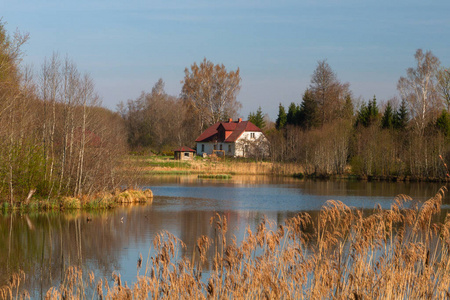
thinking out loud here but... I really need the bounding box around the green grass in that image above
[129,155,193,169]
[146,160,192,168]
[144,170,193,175]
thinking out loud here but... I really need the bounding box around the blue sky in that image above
[2,0,450,119]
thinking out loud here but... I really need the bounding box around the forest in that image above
[1,20,450,204]
[269,51,450,179]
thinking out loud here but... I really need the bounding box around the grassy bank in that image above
[125,155,303,176]
[300,173,450,183]
[0,189,153,212]
[4,187,450,299]
[125,155,450,183]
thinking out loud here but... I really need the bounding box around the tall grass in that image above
[129,155,304,176]
[0,188,153,212]
[3,187,450,299]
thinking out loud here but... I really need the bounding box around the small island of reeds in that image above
[0,188,153,212]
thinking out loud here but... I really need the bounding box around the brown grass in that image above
[129,155,304,176]
[4,187,450,299]
[61,188,154,209]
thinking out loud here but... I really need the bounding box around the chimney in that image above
[238,118,242,123]
[228,118,233,123]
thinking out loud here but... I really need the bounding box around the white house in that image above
[195,118,269,158]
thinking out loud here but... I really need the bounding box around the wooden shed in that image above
[174,146,196,160]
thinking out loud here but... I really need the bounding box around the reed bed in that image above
[132,155,304,177]
[3,187,450,299]
[0,188,153,212]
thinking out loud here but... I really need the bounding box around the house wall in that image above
[197,143,214,156]
[197,131,268,158]
[196,142,235,156]
[235,131,268,157]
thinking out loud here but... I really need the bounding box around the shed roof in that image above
[174,146,196,152]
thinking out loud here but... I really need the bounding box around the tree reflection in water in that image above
[1,177,449,298]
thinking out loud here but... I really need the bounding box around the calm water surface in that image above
[0,176,448,297]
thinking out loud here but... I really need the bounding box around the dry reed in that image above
[3,187,450,299]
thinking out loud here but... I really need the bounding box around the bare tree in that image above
[397,49,441,135]
[40,53,61,196]
[181,58,241,133]
[309,60,351,126]
[436,67,450,111]
[0,22,29,203]
[120,79,191,152]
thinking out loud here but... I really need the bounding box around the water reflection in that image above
[0,177,448,297]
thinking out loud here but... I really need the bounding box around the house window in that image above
[250,132,255,139]
[184,152,190,157]
[201,144,204,152]
[220,144,223,150]
[228,145,231,153]
[214,144,217,150]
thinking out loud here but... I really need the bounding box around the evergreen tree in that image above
[275,103,287,130]
[355,103,369,127]
[368,95,379,120]
[355,96,380,127]
[436,110,450,136]
[286,102,300,126]
[394,99,409,130]
[248,106,266,130]
[381,101,394,129]
[298,89,319,130]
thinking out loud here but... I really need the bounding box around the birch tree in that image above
[397,49,441,136]
[40,53,61,195]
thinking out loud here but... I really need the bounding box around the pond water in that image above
[0,176,448,297]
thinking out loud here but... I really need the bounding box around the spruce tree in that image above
[394,99,408,130]
[355,103,369,127]
[287,102,299,126]
[436,110,450,136]
[369,95,379,120]
[355,96,380,128]
[275,103,287,130]
[381,101,394,129]
[298,89,319,130]
[248,106,265,130]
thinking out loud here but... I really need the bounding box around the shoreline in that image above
[0,188,153,212]
[127,155,450,183]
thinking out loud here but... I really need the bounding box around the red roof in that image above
[174,146,196,152]
[195,120,262,143]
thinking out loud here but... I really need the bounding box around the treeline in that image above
[119,58,241,153]
[120,49,450,181]
[267,50,450,179]
[0,22,127,202]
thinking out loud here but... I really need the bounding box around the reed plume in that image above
[5,187,450,299]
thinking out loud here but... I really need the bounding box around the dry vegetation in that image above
[127,155,304,177]
[0,188,153,212]
[3,188,450,299]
